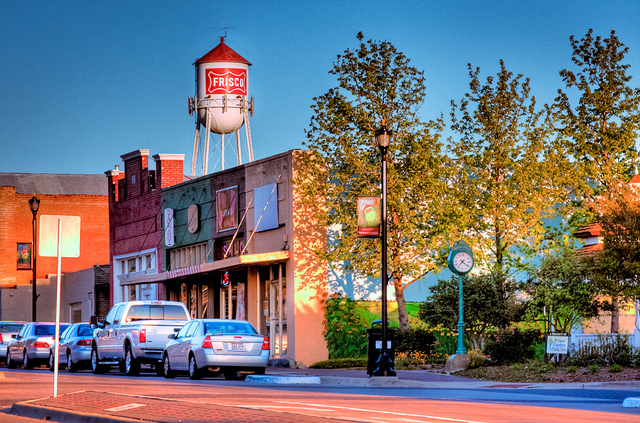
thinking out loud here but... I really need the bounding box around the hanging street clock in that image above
[448,240,474,275]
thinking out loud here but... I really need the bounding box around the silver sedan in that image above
[163,319,268,380]
[49,323,93,372]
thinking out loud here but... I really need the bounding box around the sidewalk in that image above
[6,367,640,422]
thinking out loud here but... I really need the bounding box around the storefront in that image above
[106,149,326,366]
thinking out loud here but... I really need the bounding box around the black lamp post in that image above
[29,196,40,322]
[373,123,395,377]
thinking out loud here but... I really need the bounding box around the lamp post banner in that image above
[357,196,381,238]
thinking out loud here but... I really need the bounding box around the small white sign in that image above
[39,215,80,257]
[374,340,392,350]
[546,334,569,354]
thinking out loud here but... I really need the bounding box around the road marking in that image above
[103,403,147,412]
[275,401,488,423]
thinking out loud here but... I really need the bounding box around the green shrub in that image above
[483,329,543,365]
[567,334,635,367]
[395,328,436,354]
[566,365,577,373]
[468,349,489,369]
[537,363,553,373]
[510,363,523,371]
[323,294,368,359]
[587,364,599,374]
[309,357,367,369]
[609,363,623,373]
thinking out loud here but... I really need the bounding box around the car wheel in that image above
[6,351,16,369]
[163,354,175,379]
[254,367,266,375]
[91,347,105,374]
[188,354,201,380]
[23,350,33,370]
[67,352,77,373]
[48,352,55,372]
[124,345,140,376]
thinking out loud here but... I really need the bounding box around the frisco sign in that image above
[206,68,247,96]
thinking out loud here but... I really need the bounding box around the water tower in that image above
[189,37,254,176]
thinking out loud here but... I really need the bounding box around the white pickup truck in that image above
[91,301,190,376]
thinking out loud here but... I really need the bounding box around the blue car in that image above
[49,323,94,372]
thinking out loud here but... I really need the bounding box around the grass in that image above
[354,301,423,327]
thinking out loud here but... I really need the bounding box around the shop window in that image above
[169,242,208,270]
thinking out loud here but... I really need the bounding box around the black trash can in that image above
[366,320,396,375]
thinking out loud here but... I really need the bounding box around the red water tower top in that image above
[195,37,251,65]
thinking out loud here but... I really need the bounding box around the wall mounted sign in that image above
[187,204,199,234]
[357,196,381,238]
[17,243,32,270]
[254,183,278,232]
[164,208,175,247]
[217,186,238,232]
[206,68,247,96]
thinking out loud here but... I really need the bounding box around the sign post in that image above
[39,215,80,398]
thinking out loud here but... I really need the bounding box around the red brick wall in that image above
[156,159,183,188]
[0,186,109,288]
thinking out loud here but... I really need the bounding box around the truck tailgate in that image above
[141,321,186,349]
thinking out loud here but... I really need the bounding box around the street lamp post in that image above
[29,196,40,322]
[373,123,395,377]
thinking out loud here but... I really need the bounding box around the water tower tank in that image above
[195,38,252,134]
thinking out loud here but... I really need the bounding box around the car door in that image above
[172,321,194,371]
[111,304,128,356]
[11,323,30,362]
[95,305,121,356]
[58,325,74,365]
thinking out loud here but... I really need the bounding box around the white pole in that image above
[53,219,62,397]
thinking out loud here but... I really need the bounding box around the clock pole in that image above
[447,240,473,356]
[456,272,466,354]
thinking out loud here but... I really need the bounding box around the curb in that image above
[622,397,640,408]
[10,402,138,423]
[246,374,321,384]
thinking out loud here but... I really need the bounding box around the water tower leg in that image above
[235,129,242,166]
[221,132,225,171]
[191,123,201,177]
[203,111,211,176]
[245,110,254,162]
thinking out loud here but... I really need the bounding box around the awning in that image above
[118,250,289,286]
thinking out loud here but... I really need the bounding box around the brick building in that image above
[0,173,110,321]
[106,149,328,367]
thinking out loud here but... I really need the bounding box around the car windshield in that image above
[205,322,257,335]
[126,305,189,321]
[0,323,24,332]
[34,325,55,336]
[77,325,93,336]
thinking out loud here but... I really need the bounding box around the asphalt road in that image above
[1,366,639,422]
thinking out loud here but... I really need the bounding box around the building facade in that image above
[106,149,328,367]
[0,173,110,321]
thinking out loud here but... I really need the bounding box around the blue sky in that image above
[2,1,638,177]
[2,1,638,301]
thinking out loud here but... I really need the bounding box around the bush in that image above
[567,334,636,367]
[609,363,623,373]
[309,357,368,369]
[323,295,368,359]
[588,364,599,374]
[468,349,488,369]
[483,329,544,365]
[566,365,577,373]
[395,328,436,355]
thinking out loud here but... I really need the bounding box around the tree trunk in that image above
[610,297,620,333]
[393,278,410,332]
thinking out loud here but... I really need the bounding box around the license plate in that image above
[229,342,246,351]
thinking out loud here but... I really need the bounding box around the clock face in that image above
[452,251,473,273]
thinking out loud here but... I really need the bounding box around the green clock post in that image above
[446,240,474,369]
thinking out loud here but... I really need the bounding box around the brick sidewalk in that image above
[11,390,342,423]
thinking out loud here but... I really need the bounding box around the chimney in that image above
[153,154,185,189]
